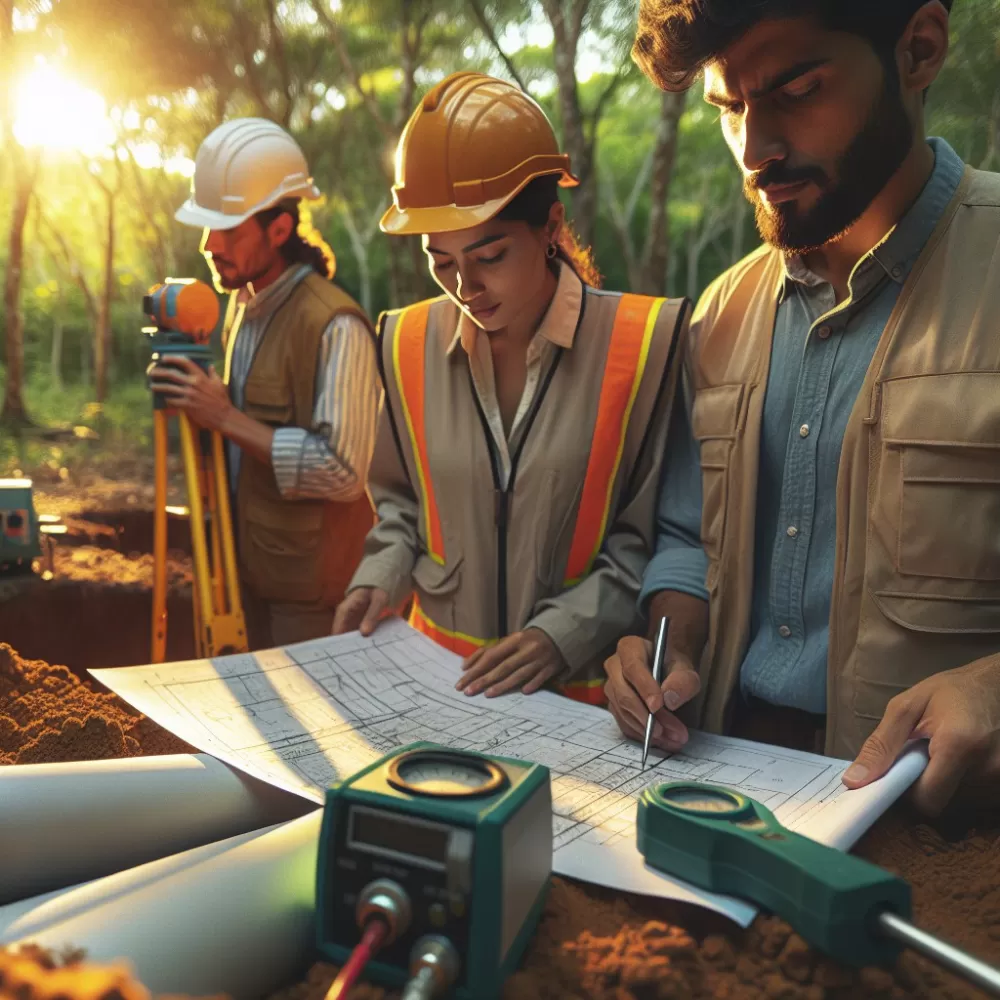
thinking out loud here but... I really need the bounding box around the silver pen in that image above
[641,616,670,771]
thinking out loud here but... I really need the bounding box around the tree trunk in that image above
[95,189,115,402]
[51,315,64,389]
[545,3,596,243]
[339,203,374,316]
[638,90,685,295]
[686,228,702,303]
[2,155,35,425]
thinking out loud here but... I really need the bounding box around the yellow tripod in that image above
[151,407,248,661]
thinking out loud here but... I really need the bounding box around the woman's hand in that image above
[332,587,391,636]
[456,629,564,698]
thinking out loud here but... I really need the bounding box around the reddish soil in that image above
[1,485,998,1000]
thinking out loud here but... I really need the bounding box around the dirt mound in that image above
[0,644,193,765]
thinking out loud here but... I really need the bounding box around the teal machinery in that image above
[316,742,553,1000]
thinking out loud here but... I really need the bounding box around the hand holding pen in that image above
[604,616,702,761]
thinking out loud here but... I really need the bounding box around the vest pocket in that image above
[411,551,464,633]
[692,384,743,569]
[243,381,295,427]
[898,445,1000,581]
[879,373,1000,594]
[243,503,323,601]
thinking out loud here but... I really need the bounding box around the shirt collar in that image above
[445,260,584,357]
[244,263,313,319]
[778,137,965,299]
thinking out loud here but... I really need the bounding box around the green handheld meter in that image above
[316,742,552,999]
[637,782,910,967]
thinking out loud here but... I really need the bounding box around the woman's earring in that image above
[546,242,558,259]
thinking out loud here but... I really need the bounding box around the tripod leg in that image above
[178,413,214,657]
[205,451,227,615]
[151,409,169,663]
[209,430,248,653]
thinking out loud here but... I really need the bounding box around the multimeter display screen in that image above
[349,807,450,864]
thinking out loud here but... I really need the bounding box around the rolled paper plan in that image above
[0,809,323,1000]
[0,753,314,904]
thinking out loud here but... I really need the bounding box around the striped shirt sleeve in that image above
[270,312,381,501]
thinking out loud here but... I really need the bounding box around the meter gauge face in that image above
[655,783,753,820]
[388,749,507,798]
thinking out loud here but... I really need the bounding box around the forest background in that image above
[0,0,996,480]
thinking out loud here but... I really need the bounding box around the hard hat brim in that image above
[380,169,580,236]
[174,183,323,231]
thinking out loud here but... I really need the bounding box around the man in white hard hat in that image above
[151,118,380,649]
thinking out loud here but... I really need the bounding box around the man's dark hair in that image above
[632,0,955,92]
[254,198,336,279]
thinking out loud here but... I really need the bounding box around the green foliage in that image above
[1,0,997,456]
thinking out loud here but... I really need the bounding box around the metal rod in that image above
[877,910,1000,997]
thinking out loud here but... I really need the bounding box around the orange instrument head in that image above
[143,279,220,344]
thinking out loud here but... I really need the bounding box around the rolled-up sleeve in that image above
[638,375,709,611]
[271,313,381,502]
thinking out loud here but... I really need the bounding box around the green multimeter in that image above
[636,782,911,967]
[316,742,552,998]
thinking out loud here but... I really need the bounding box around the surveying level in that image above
[145,279,247,662]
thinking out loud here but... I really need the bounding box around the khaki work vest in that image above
[228,271,375,606]
[690,166,1000,758]
[377,287,688,702]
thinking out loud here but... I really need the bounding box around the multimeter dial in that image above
[654,783,753,818]
[387,749,507,798]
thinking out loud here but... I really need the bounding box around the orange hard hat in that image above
[380,71,579,236]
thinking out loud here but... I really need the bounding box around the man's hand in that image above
[456,629,564,698]
[332,587,391,636]
[150,356,233,431]
[843,655,1000,815]
[604,635,702,751]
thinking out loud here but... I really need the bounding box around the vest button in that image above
[786,525,799,538]
[778,625,792,638]
[817,325,832,340]
[799,424,810,438]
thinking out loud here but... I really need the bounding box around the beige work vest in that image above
[228,273,375,606]
[690,166,1000,758]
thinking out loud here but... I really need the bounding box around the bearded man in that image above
[605,0,1000,814]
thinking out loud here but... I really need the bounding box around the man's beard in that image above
[745,79,914,253]
[205,253,275,293]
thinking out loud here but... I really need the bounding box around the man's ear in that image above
[266,211,295,250]
[898,0,950,96]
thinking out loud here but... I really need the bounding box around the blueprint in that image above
[92,619,926,927]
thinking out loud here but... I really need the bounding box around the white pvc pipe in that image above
[1,810,323,1000]
[0,753,314,904]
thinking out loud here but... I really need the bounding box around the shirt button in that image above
[891,265,903,278]
[786,525,799,538]
[799,424,810,438]
[778,625,792,638]
[817,325,832,340]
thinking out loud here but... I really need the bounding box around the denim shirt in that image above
[640,138,966,713]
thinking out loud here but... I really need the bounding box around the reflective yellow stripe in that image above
[392,301,445,564]
[564,294,665,585]
[409,600,497,657]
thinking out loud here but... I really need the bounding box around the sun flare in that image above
[13,63,117,155]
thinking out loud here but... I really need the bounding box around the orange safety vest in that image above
[393,293,666,706]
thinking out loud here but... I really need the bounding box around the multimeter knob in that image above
[402,936,460,1000]
[356,878,412,944]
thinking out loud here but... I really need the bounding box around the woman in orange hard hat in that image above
[334,71,691,705]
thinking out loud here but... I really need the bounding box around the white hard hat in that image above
[175,118,322,231]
